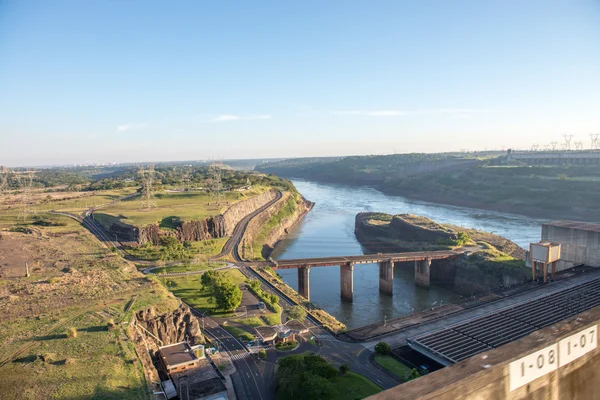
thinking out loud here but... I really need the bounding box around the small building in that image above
[254,326,278,345]
[158,342,201,374]
[541,220,600,270]
[285,319,309,336]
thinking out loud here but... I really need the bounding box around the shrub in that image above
[65,327,78,339]
[258,349,267,360]
[374,341,391,355]
[339,363,350,375]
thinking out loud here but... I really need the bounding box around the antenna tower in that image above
[209,161,223,206]
[16,170,35,221]
[590,134,600,150]
[563,134,573,150]
[139,165,157,211]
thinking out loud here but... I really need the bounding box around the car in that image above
[257,302,265,309]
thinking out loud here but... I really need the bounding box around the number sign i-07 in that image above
[558,325,597,367]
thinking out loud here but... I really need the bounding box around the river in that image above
[270,179,546,330]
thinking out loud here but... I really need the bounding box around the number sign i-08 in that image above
[509,325,598,391]
[509,344,558,391]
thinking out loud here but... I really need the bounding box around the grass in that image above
[261,313,281,326]
[96,186,269,228]
[223,325,255,341]
[374,355,418,380]
[275,340,297,351]
[152,262,225,275]
[0,209,179,399]
[158,269,247,316]
[250,193,298,260]
[333,372,382,400]
[233,316,265,327]
[189,237,230,258]
[276,352,381,400]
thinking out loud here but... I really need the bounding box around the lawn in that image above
[374,355,419,380]
[152,262,225,275]
[332,372,382,400]
[223,325,255,341]
[233,316,265,327]
[158,269,247,316]
[96,186,269,228]
[261,313,281,326]
[37,188,139,214]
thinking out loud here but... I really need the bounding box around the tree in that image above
[258,349,267,360]
[287,305,307,322]
[374,341,391,355]
[214,281,242,311]
[339,363,350,375]
[270,293,279,304]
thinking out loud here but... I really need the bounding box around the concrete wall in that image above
[368,305,600,400]
[542,224,600,270]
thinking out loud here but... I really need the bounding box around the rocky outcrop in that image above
[135,303,202,345]
[242,192,314,259]
[134,190,277,245]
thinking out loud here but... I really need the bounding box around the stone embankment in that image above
[241,192,314,259]
[107,190,278,245]
[135,303,203,345]
[354,212,530,295]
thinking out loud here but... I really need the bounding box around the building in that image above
[254,323,304,345]
[541,220,600,271]
[285,319,309,336]
[158,342,201,374]
[157,342,228,400]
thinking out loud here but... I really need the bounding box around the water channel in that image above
[270,179,546,330]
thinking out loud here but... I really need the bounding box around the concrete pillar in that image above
[340,262,354,302]
[543,262,548,283]
[531,260,536,281]
[415,258,431,289]
[379,260,394,296]
[551,261,557,280]
[298,266,310,300]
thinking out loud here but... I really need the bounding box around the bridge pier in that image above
[415,258,431,289]
[340,262,354,302]
[298,266,310,300]
[379,260,394,296]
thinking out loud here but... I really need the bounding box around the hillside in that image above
[257,154,600,221]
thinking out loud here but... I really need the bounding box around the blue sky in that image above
[1,1,599,166]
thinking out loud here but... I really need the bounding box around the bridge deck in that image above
[273,250,458,269]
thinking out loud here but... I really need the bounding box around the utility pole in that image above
[208,161,222,206]
[16,170,35,222]
[590,134,600,150]
[563,134,573,151]
[25,262,30,278]
[138,165,157,211]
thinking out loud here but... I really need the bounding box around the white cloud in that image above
[116,123,147,132]
[209,114,271,122]
[334,110,408,116]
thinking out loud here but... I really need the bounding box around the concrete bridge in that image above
[271,250,460,302]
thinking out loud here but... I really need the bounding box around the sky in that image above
[1,0,599,166]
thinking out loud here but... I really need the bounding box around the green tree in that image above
[214,281,242,311]
[287,305,307,322]
[374,341,391,355]
[339,363,350,375]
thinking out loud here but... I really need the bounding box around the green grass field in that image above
[261,313,282,326]
[36,188,139,214]
[152,262,225,274]
[158,269,247,316]
[233,316,265,327]
[374,355,418,380]
[223,325,255,341]
[97,186,269,229]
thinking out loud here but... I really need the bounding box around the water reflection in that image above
[271,179,545,329]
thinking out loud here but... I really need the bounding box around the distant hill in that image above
[256,153,600,222]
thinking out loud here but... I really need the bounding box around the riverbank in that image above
[256,156,600,222]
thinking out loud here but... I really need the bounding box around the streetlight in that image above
[201,310,211,330]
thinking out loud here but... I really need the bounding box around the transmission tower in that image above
[590,134,600,150]
[575,141,583,151]
[138,165,157,211]
[16,170,35,221]
[208,161,223,206]
[550,141,558,151]
[563,134,573,150]
[530,144,539,151]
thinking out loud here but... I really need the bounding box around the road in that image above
[72,190,397,399]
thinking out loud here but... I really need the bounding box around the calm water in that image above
[271,179,545,329]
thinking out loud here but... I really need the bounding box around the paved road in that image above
[213,190,283,260]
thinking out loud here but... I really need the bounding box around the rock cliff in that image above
[130,190,277,245]
[135,303,202,345]
[242,192,314,259]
